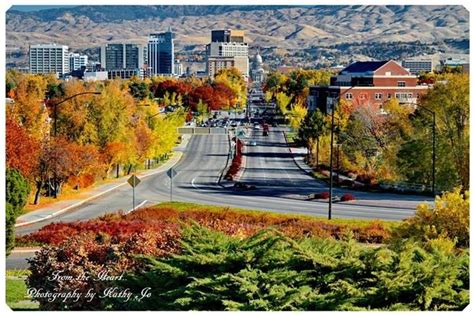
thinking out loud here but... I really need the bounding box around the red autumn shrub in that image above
[341,193,356,202]
[353,221,391,243]
[20,205,392,247]
[18,218,180,246]
[27,229,181,311]
[313,192,330,199]
[224,150,243,180]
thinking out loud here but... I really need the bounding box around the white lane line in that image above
[126,200,148,214]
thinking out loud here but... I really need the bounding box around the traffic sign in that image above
[127,175,141,187]
[167,168,178,179]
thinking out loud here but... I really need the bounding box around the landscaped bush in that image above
[224,139,245,180]
[393,188,469,247]
[27,229,181,310]
[107,224,469,311]
[19,205,393,246]
[312,192,329,199]
[341,193,356,201]
[18,219,180,245]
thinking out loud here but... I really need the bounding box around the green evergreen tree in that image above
[6,168,30,256]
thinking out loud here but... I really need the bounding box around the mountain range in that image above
[6,5,469,66]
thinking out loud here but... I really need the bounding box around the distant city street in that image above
[5,4,469,312]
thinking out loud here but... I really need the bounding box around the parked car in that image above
[248,140,257,146]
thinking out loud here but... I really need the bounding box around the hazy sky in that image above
[9,5,77,12]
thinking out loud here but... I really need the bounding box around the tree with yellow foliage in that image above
[215,68,247,109]
[287,102,307,130]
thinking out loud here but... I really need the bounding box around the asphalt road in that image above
[9,130,434,268]
[17,128,432,237]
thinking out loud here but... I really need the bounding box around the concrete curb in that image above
[217,132,233,186]
[15,140,188,228]
[282,131,314,177]
[11,247,41,254]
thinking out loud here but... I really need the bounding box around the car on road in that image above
[248,140,257,146]
[233,182,257,191]
[253,124,261,130]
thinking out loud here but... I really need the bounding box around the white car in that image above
[253,124,261,130]
[248,140,257,146]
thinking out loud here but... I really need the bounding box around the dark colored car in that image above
[233,183,257,191]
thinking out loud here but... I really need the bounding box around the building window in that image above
[387,93,392,99]
[375,93,383,100]
[397,81,406,87]
[345,93,352,100]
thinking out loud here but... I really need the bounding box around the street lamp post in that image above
[416,105,436,197]
[50,91,101,198]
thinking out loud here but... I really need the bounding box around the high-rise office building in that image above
[206,29,249,78]
[100,43,145,71]
[147,28,174,76]
[211,29,245,43]
[69,52,88,71]
[402,57,434,75]
[29,44,69,75]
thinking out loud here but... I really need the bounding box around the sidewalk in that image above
[15,135,191,227]
[284,133,354,182]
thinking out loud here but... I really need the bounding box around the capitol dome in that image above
[254,53,263,65]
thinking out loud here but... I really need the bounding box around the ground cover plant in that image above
[24,191,469,311]
[109,224,469,311]
[18,202,393,246]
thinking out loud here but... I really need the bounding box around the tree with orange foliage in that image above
[10,74,50,140]
[6,118,41,179]
[66,143,102,190]
[133,119,154,167]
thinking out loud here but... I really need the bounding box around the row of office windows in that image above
[344,92,418,100]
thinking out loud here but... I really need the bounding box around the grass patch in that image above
[155,201,400,229]
[6,273,39,311]
[285,130,297,143]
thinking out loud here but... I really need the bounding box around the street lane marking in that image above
[126,200,148,214]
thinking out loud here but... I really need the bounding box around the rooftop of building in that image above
[341,60,390,73]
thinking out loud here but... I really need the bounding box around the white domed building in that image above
[250,50,265,83]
